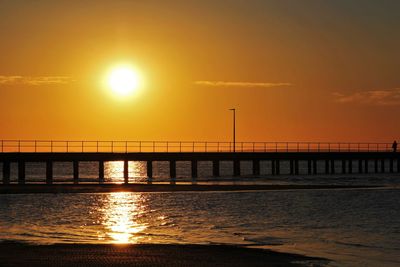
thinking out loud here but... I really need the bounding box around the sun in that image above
[108,66,141,96]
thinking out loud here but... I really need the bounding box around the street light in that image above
[229,108,236,152]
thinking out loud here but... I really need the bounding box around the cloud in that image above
[0,76,74,86]
[333,88,400,106]
[194,81,292,88]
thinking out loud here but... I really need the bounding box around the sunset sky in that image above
[0,0,399,142]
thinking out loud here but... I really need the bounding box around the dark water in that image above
[0,162,400,266]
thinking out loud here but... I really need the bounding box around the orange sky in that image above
[0,1,399,142]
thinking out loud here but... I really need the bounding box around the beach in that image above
[0,243,325,267]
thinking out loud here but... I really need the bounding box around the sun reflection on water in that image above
[101,192,148,244]
[104,161,147,183]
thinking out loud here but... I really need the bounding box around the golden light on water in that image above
[98,163,161,243]
[105,161,147,183]
[102,192,148,244]
[80,162,158,243]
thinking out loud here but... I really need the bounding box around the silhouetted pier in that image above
[0,140,399,184]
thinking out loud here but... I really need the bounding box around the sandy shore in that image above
[0,243,327,267]
[0,183,379,194]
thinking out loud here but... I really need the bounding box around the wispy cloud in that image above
[0,75,74,86]
[333,88,400,106]
[194,81,292,88]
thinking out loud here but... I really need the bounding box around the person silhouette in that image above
[392,141,397,152]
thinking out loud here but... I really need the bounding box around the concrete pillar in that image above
[290,160,294,175]
[18,161,25,184]
[348,160,353,174]
[397,159,400,173]
[364,159,369,173]
[307,160,312,175]
[212,160,220,177]
[46,161,53,184]
[325,160,329,174]
[233,160,240,176]
[358,160,363,174]
[2,161,10,184]
[147,161,153,182]
[124,160,129,184]
[73,161,79,184]
[374,159,378,173]
[191,160,198,179]
[294,160,299,175]
[275,160,280,175]
[389,159,394,173]
[330,160,335,174]
[99,161,104,183]
[169,160,176,181]
[381,159,385,173]
[252,160,260,176]
[313,160,317,174]
[342,160,346,174]
[271,160,276,175]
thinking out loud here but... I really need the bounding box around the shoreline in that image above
[0,183,383,194]
[0,243,329,267]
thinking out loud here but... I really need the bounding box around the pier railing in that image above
[0,140,394,153]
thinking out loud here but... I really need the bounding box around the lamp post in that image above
[229,108,236,152]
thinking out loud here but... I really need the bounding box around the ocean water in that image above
[0,161,400,266]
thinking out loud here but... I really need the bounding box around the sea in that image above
[0,160,399,267]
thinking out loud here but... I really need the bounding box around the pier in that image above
[0,140,399,185]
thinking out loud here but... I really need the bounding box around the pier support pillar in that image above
[348,160,353,174]
[307,160,312,175]
[169,160,176,183]
[389,159,394,173]
[330,160,335,174]
[381,159,385,173]
[191,160,198,179]
[290,160,294,175]
[294,160,299,175]
[212,160,220,177]
[46,161,53,184]
[99,161,104,184]
[147,161,153,183]
[252,160,260,176]
[124,160,129,184]
[397,159,400,173]
[18,161,25,184]
[325,160,329,174]
[358,160,363,174]
[341,160,346,174]
[233,160,240,177]
[374,159,378,173]
[73,161,79,184]
[2,161,10,184]
[364,160,369,173]
[313,160,317,174]
[271,160,276,175]
[275,160,280,175]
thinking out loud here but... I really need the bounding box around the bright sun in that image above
[108,66,141,96]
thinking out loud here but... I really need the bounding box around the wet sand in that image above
[0,183,379,194]
[0,243,327,267]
